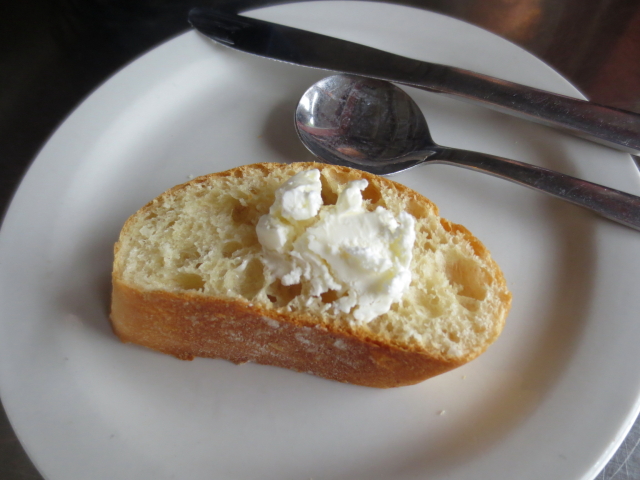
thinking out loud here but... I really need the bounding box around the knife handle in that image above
[403,64,640,155]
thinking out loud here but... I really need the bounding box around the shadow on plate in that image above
[260,98,318,164]
[56,228,117,339]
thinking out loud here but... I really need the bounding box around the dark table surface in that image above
[2,1,640,479]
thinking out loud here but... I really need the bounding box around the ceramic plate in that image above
[1,2,640,479]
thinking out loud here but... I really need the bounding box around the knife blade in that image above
[188,7,640,155]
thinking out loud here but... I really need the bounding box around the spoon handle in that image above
[434,148,640,230]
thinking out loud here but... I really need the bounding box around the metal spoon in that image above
[295,74,640,231]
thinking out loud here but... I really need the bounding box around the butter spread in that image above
[256,169,415,323]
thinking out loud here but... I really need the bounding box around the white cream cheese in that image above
[256,169,415,323]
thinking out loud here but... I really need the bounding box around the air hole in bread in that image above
[175,272,205,290]
[237,258,265,299]
[362,181,383,205]
[179,245,199,263]
[231,202,259,226]
[473,323,487,334]
[459,297,480,312]
[446,259,488,301]
[406,198,430,219]
[427,297,445,317]
[320,174,338,205]
[267,294,277,303]
[222,241,242,258]
[383,322,395,333]
[320,289,340,304]
[268,279,302,306]
[447,330,460,342]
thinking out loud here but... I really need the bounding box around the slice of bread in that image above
[110,162,511,388]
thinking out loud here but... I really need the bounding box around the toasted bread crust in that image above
[111,279,462,388]
[110,162,511,388]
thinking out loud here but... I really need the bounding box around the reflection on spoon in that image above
[295,74,640,231]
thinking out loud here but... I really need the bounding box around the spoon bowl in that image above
[295,74,640,231]
[295,74,435,174]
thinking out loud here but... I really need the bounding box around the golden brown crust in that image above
[111,279,462,388]
[110,162,511,388]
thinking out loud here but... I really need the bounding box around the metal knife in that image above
[188,7,640,155]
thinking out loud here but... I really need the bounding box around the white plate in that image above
[2,2,640,479]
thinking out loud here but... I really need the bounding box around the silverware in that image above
[295,74,640,231]
[188,7,640,156]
